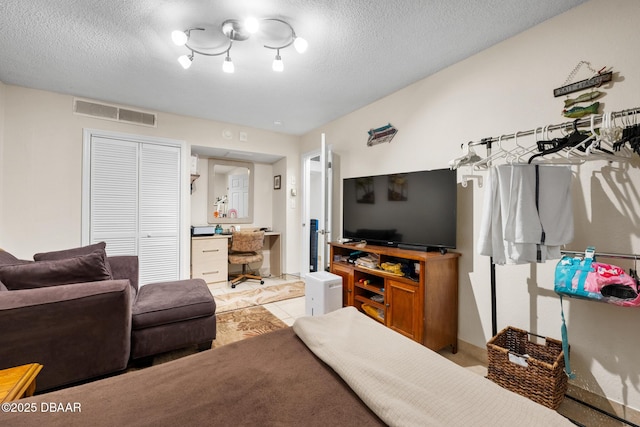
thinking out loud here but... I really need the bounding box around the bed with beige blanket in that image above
[3,307,572,426]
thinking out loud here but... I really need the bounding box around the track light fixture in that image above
[172,17,307,74]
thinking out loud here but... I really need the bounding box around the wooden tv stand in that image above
[329,242,460,352]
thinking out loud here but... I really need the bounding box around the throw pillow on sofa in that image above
[33,241,107,261]
[0,249,32,267]
[34,242,112,278]
[0,250,113,290]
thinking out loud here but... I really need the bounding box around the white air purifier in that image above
[305,271,343,316]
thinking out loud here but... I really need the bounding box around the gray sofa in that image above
[0,243,216,392]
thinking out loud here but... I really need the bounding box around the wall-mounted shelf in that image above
[190,174,200,194]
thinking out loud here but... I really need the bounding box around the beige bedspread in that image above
[293,307,573,427]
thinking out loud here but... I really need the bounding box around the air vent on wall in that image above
[74,99,157,127]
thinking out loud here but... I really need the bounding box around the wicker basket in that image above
[487,326,568,409]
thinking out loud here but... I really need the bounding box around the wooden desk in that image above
[0,363,43,402]
[191,232,282,283]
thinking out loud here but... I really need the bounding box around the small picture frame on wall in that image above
[274,175,281,190]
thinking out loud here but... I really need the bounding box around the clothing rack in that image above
[457,108,640,425]
[454,106,640,187]
[459,106,640,336]
[465,107,640,149]
[560,249,640,261]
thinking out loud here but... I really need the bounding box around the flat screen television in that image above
[342,168,457,251]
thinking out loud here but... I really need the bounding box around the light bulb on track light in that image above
[223,53,234,73]
[245,17,259,33]
[171,30,188,46]
[272,53,283,72]
[294,37,308,53]
[178,54,193,69]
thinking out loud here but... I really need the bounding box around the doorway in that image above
[300,134,339,277]
[301,151,322,276]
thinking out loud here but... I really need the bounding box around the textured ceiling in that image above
[0,0,588,135]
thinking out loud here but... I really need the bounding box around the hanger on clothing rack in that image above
[528,119,590,163]
[448,141,482,170]
[584,114,627,159]
[601,112,622,147]
[613,111,640,155]
[505,131,532,164]
[565,115,598,159]
[470,135,511,169]
[516,126,550,163]
[582,113,635,161]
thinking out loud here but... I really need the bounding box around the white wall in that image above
[0,87,301,276]
[300,0,640,412]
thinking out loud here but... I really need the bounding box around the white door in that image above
[87,137,139,254]
[138,143,181,284]
[318,134,333,272]
[83,132,183,285]
[301,133,335,275]
[228,173,249,218]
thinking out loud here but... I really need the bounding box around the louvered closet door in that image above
[138,143,180,284]
[88,136,181,286]
[89,137,139,254]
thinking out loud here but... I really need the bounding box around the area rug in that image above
[141,305,289,370]
[212,305,288,348]
[215,280,305,313]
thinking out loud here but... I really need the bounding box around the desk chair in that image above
[228,230,265,288]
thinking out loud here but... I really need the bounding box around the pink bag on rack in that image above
[584,262,640,306]
[555,251,640,307]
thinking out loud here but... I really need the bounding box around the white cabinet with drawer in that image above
[191,237,228,284]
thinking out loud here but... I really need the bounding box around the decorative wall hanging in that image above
[554,61,614,119]
[367,123,398,146]
[563,101,600,119]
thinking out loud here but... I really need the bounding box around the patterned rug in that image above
[144,305,290,369]
[214,280,305,313]
[212,305,288,349]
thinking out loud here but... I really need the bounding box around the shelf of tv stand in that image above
[353,279,384,295]
[354,294,385,306]
[329,241,460,352]
[355,263,405,277]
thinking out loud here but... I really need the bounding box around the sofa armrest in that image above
[109,256,139,292]
[0,280,132,391]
